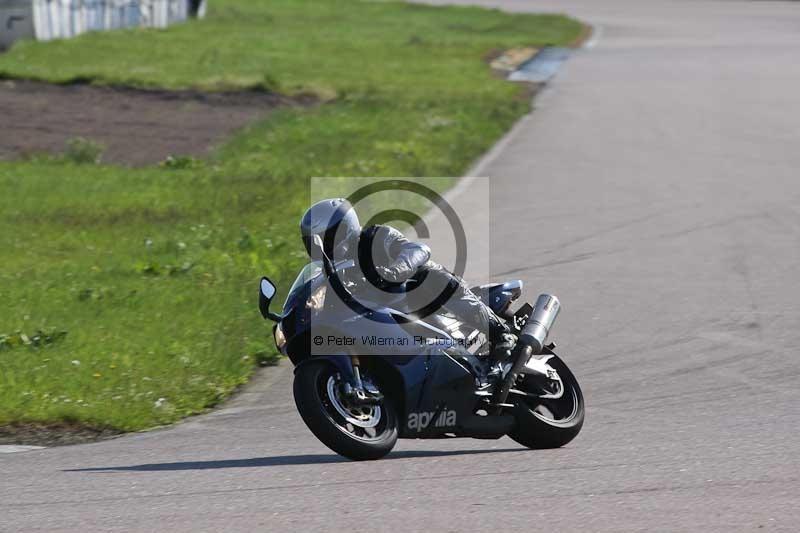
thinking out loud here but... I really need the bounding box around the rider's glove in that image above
[375,265,411,284]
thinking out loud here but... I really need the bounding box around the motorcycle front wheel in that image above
[293,360,398,460]
[509,352,584,449]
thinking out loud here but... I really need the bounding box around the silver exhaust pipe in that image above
[491,293,562,411]
[519,294,561,355]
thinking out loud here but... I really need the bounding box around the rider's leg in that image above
[417,263,514,361]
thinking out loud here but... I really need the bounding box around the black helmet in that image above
[300,198,361,259]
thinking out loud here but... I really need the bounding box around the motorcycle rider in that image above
[300,198,516,369]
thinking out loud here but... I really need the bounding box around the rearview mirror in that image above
[259,277,279,321]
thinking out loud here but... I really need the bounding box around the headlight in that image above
[273,323,287,351]
[306,285,327,312]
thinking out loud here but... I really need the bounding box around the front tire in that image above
[509,352,584,449]
[293,360,398,460]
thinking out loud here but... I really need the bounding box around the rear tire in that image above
[509,353,584,449]
[293,360,398,460]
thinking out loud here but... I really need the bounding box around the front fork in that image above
[348,355,367,400]
[341,354,382,405]
[304,354,378,403]
[350,355,363,387]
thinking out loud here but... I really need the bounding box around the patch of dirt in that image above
[0,422,123,447]
[0,80,315,166]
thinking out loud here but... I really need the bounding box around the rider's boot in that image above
[486,318,517,382]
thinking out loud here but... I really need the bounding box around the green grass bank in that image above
[0,0,581,433]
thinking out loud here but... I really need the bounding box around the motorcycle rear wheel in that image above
[293,360,398,460]
[509,353,584,449]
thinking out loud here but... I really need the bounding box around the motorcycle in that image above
[258,235,584,460]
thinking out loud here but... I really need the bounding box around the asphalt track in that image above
[3,1,800,531]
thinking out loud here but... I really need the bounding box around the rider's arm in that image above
[375,226,431,283]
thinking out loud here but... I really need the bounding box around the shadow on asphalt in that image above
[65,447,525,472]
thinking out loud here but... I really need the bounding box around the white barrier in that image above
[29,0,203,41]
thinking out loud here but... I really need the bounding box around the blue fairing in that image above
[278,262,501,438]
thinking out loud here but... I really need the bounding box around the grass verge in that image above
[0,0,581,434]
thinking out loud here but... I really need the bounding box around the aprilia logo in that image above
[407,409,457,432]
